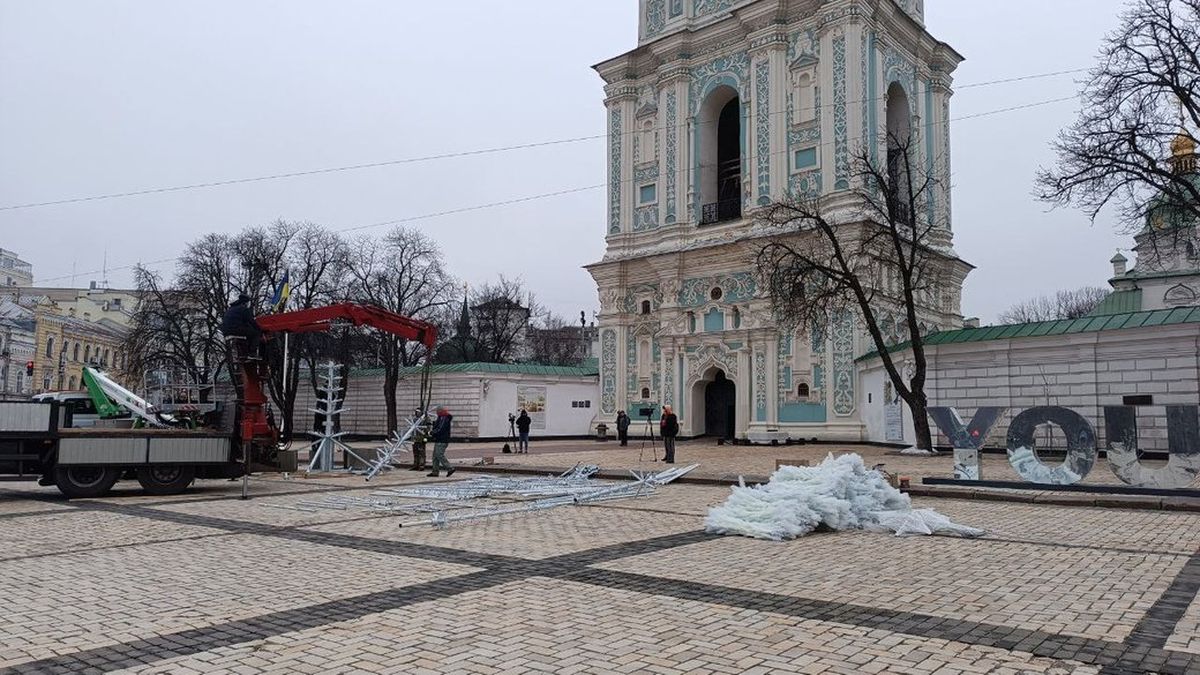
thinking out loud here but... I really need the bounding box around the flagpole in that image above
[283,333,289,392]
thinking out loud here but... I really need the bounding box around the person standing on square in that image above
[516,409,532,454]
[660,405,679,464]
[616,410,631,446]
[427,407,456,477]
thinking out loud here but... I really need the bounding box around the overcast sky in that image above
[0,0,1130,323]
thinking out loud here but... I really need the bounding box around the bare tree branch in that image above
[1037,0,1200,237]
[756,133,962,450]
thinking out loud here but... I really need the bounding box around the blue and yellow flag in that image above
[270,271,291,313]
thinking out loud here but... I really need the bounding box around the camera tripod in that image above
[638,414,659,463]
[503,416,517,454]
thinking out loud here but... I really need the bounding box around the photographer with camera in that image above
[515,409,532,454]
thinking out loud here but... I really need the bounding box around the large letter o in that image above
[1006,406,1097,485]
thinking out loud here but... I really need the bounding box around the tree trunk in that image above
[383,369,399,435]
[912,404,934,451]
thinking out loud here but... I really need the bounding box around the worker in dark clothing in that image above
[220,294,263,359]
[616,411,631,446]
[428,407,456,478]
[515,409,532,454]
[660,405,679,464]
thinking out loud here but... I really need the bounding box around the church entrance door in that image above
[704,370,736,439]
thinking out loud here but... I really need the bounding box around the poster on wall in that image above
[884,402,905,443]
[516,386,547,430]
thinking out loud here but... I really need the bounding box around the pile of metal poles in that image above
[265,463,697,529]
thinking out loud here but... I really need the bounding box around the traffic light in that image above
[25,361,34,377]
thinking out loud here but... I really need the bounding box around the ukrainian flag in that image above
[270,271,291,313]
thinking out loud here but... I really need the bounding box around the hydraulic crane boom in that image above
[82,366,176,428]
[257,303,438,349]
[230,303,439,464]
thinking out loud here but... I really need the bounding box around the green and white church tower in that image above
[587,0,972,442]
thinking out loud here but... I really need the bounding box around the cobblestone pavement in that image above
[0,471,1197,674]
[432,440,1174,487]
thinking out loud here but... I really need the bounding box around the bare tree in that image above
[124,222,348,440]
[471,276,542,363]
[757,134,962,451]
[347,227,454,433]
[260,223,350,440]
[124,265,223,386]
[527,312,589,366]
[998,286,1111,323]
[1037,0,1200,234]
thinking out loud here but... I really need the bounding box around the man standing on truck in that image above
[220,294,264,359]
[427,406,456,478]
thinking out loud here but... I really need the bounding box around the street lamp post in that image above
[57,344,66,391]
[579,311,587,362]
[0,327,10,399]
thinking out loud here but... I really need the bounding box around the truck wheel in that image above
[54,466,121,499]
[136,466,196,495]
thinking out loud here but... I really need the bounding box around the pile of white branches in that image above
[705,453,985,541]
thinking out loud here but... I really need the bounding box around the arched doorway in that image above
[704,370,736,439]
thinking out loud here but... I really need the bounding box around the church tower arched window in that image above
[885,82,913,218]
[698,86,742,224]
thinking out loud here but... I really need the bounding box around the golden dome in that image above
[1172,130,1197,158]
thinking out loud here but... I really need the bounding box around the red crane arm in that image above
[256,303,439,349]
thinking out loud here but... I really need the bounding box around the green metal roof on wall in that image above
[1085,290,1143,317]
[858,307,1200,361]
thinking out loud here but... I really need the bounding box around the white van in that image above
[31,392,101,428]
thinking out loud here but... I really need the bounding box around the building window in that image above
[638,119,655,163]
[102,349,110,367]
[68,376,77,390]
[885,82,913,210]
[797,383,810,400]
[42,376,51,391]
[72,343,80,362]
[641,387,651,400]
[710,287,723,301]
[698,86,742,225]
[794,72,816,125]
[792,147,819,172]
[641,300,652,315]
[84,346,91,364]
[639,183,657,204]
[687,311,696,333]
[45,336,54,359]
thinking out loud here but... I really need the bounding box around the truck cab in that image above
[31,392,101,428]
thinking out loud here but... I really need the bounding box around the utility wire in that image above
[33,93,1075,286]
[3,66,1088,213]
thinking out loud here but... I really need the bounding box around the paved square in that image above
[0,469,1196,674]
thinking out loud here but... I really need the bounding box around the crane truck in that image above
[0,303,438,498]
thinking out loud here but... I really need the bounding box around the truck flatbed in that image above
[56,428,231,439]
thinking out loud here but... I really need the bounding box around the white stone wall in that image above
[859,324,1200,452]
[289,371,598,439]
